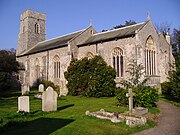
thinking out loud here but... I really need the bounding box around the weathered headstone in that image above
[42,86,58,112]
[126,88,135,113]
[18,96,30,112]
[21,84,30,95]
[38,84,44,92]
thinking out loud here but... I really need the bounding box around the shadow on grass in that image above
[57,104,74,111]
[0,117,74,135]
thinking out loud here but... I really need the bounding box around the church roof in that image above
[78,22,145,46]
[19,29,84,56]
[19,22,146,56]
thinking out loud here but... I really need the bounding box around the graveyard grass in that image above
[0,89,159,135]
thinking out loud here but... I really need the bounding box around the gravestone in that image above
[42,86,58,112]
[126,88,135,113]
[18,96,29,112]
[38,84,44,92]
[21,84,30,95]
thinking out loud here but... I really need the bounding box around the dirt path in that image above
[135,100,180,135]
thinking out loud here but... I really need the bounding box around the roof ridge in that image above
[94,22,145,36]
[69,25,92,43]
[40,28,86,44]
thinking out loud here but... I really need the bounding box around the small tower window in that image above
[23,26,25,33]
[35,23,40,33]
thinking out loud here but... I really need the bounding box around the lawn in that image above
[0,89,157,135]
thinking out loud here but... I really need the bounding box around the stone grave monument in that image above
[18,96,30,112]
[126,88,135,113]
[38,84,44,92]
[21,83,30,95]
[42,86,58,112]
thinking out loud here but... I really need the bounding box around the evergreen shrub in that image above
[41,80,60,94]
[64,55,116,97]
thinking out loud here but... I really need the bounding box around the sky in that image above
[0,0,180,50]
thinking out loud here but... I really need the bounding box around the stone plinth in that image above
[132,107,148,115]
[126,116,147,127]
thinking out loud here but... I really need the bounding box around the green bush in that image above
[161,82,171,96]
[41,80,60,94]
[64,55,116,97]
[115,87,159,108]
[115,59,159,108]
[115,88,128,106]
[161,81,180,102]
[134,87,159,108]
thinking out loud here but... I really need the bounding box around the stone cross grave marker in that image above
[42,86,58,112]
[38,84,44,92]
[21,84,30,95]
[18,96,30,112]
[126,88,135,113]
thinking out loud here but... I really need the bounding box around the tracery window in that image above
[112,47,123,77]
[145,36,156,75]
[53,55,60,79]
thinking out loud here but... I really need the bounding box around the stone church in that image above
[16,10,174,95]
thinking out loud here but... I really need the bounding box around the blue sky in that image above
[0,0,179,50]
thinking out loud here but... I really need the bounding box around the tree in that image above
[116,59,159,107]
[172,28,180,65]
[113,20,137,29]
[0,49,20,91]
[64,55,116,97]
[102,20,137,32]
[121,59,148,90]
[161,28,180,102]
[155,22,170,37]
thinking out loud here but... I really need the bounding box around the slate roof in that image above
[78,22,145,46]
[19,22,146,56]
[19,29,84,56]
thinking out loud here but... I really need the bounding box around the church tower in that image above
[17,10,46,55]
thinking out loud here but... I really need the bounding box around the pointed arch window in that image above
[35,23,40,33]
[145,36,156,75]
[53,55,60,79]
[112,47,124,77]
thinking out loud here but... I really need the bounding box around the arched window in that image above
[35,23,40,33]
[53,55,60,79]
[86,52,94,59]
[112,47,124,77]
[145,36,156,75]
